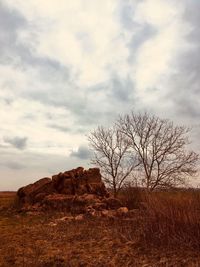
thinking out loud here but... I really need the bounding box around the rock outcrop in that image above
[17,167,125,215]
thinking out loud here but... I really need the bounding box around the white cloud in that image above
[1,0,200,189]
[135,0,178,27]
[6,0,130,86]
[0,97,85,154]
[133,0,189,102]
[135,24,180,91]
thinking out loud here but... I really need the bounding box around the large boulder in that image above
[17,177,55,205]
[16,167,126,214]
[42,194,75,211]
[51,167,109,197]
[17,167,109,206]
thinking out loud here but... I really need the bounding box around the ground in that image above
[0,192,200,267]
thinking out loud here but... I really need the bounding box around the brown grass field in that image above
[0,190,200,267]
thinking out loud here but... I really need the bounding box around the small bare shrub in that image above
[118,185,143,209]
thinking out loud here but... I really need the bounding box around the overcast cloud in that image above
[0,0,200,190]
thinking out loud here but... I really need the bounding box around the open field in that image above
[0,191,200,267]
[0,192,16,207]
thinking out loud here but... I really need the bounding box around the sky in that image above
[0,0,200,190]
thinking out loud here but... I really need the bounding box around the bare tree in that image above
[88,126,138,197]
[118,112,199,191]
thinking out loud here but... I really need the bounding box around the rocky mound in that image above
[17,167,124,215]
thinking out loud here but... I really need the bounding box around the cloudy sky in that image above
[0,0,200,190]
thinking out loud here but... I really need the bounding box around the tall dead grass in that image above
[117,187,200,250]
[118,185,143,209]
[140,190,200,249]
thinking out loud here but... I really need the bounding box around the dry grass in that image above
[1,191,200,266]
[0,208,140,267]
[0,191,16,208]
[118,185,143,209]
[140,190,200,250]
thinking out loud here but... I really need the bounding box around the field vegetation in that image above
[1,189,200,266]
